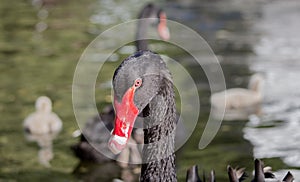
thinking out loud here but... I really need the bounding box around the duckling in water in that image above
[210,73,264,120]
[23,96,62,167]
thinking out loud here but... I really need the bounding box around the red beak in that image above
[158,12,170,41]
[108,86,139,154]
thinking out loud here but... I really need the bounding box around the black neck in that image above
[253,159,264,182]
[135,4,159,51]
[135,19,149,51]
[140,78,177,181]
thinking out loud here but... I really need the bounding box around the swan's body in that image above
[210,74,264,120]
[23,96,62,167]
[71,106,116,163]
[72,105,142,164]
[72,106,142,181]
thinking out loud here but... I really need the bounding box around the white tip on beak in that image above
[108,134,128,154]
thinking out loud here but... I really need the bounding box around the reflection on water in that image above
[32,0,49,34]
[244,0,300,171]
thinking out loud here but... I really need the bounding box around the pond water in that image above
[0,0,299,181]
[244,0,300,169]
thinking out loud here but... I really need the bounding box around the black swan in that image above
[72,3,170,164]
[136,3,170,51]
[108,50,177,181]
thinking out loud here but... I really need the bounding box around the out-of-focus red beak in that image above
[108,86,139,154]
[158,12,170,41]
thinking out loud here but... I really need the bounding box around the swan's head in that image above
[157,10,170,40]
[248,73,264,92]
[138,3,170,41]
[108,50,169,154]
[35,96,52,113]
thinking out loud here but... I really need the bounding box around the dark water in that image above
[0,0,299,181]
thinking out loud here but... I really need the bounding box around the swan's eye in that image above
[134,78,142,88]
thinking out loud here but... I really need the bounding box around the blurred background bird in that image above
[23,96,62,167]
[210,73,264,120]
